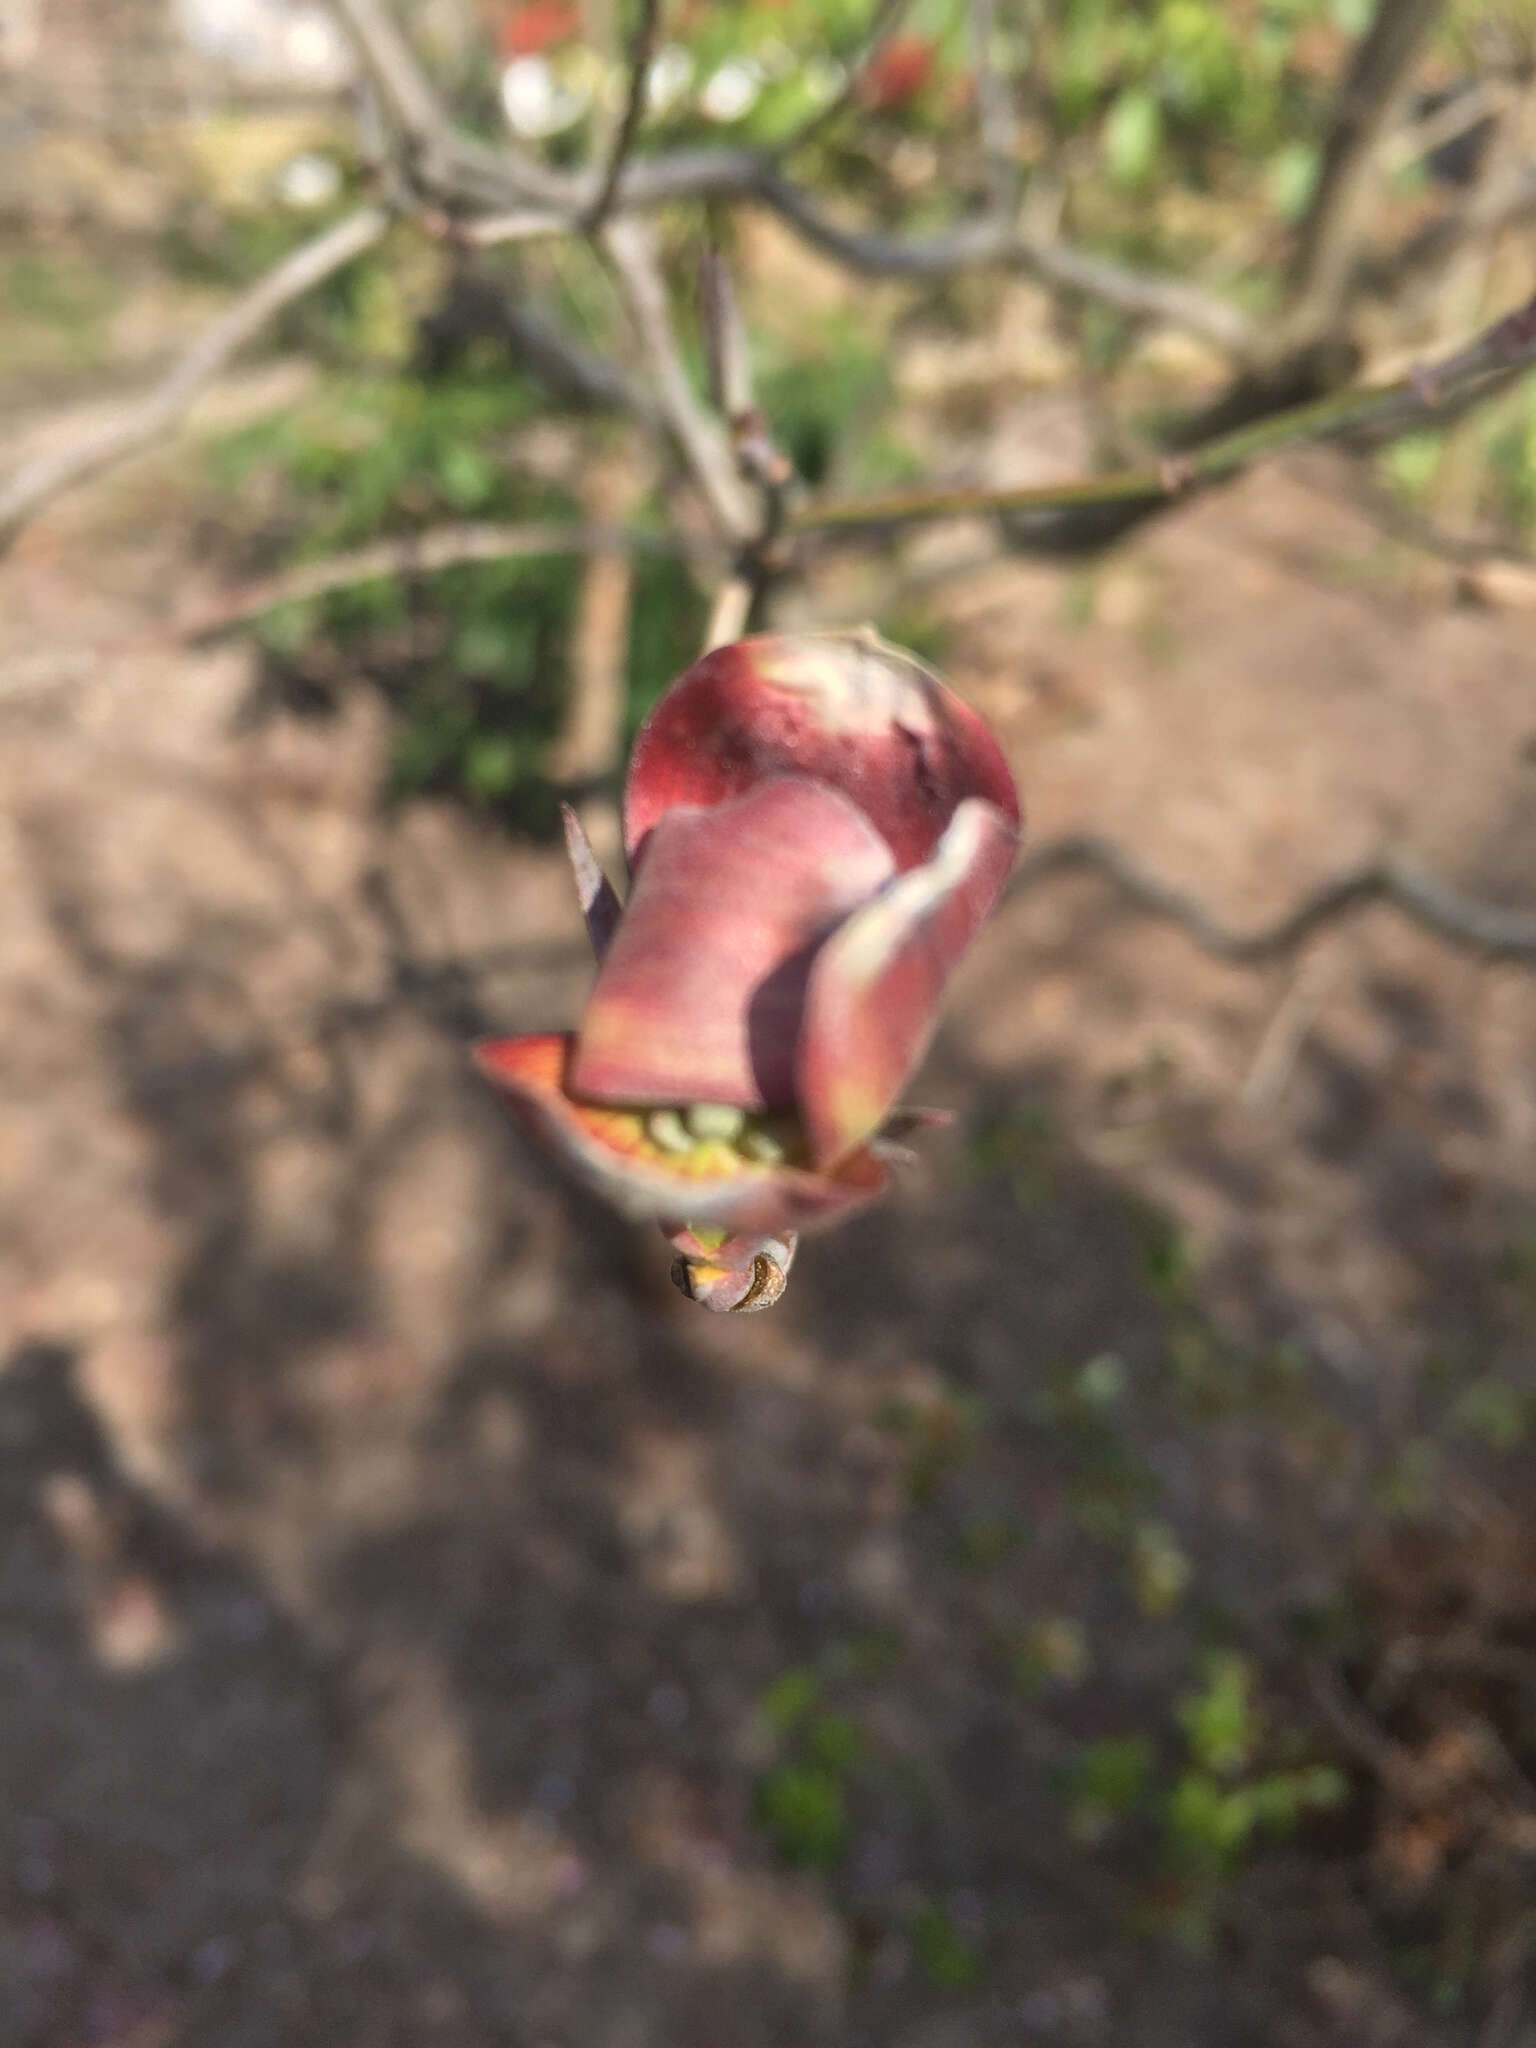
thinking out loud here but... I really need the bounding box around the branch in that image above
[1007,833,1536,963]
[1283,0,1447,343]
[584,0,662,232]
[0,205,390,557]
[415,266,658,421]
[969,0,1018,206]
[352,112,1254,354]
[791,283,1536,540]
[328,0,573,211]
[1360,154,1536,307]
[326,0,1252,352]
[1381,75,1509,175]
[754,170,1255,350]
[601,218,758,541]
[701,577,753,651]
[179,520,713,640]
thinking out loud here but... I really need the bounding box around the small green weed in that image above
[910,1902,986,1991]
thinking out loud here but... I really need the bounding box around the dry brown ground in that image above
[3,374,1536,2048]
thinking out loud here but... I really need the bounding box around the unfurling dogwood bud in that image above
[474,630,1021,1310]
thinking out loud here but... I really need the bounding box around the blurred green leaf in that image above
[1177,1651,1254,1776]
[437,440,497,511]
[1069,1733,1155,1840]
[1386,431,1444,497]
[753,1763,848,1868]
[1131,1519,1192,1618]
[1104,87,1164,188]
[465,734,519,799]
[911,1904,986,1990]
[1268,141,1320,220]
[758,1667,822,1733]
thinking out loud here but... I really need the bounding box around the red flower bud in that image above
[475,631,1020,1308]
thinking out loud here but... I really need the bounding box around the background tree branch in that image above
[584,0,663,231]
[0,205,390,555]
[1281,0,1448,346]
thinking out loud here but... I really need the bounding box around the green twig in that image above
[792,286,1536,537]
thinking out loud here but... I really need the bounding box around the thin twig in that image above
[755,169,1255,350]
[430,207,568,247]
[1382,75,1509,174]
[701,577,752,651]
[1283,0,1447,343]
[1305,1657,1423,1796]
[417,267,659,421]
[792,283,1536,538]
[1362,156,1536,303]
[969,0,1018,206]
[585,0,663,231]
[1006,833,1536,964]
[329,0,572,210]
[772,0,913,159]
[698,243,753,422]
[601,218,757,541]
[355,115,1255,352]
[179,520,711,640]
[0,205,390,555]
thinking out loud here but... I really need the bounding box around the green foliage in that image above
[758,1666,823,1733]
[1267,140,1320,221]
[910,1902,986,1990]
[1379,381,1536,548]
[754,318,895,490]
[752,1669,872,1872]
[1064,1648,1348,1929]
[1067,1733,1156,1842]
[1104,87,1165,189]
[753,1761,849,1869]
[1046,0,1351,200]
[1165,1652,1347,1878]
[1140,1214,1196,1306]
[1177,1650,1255,1775]
[212,342,703,824]
[1130,1518,1191,1618]
[1448,1374,1533,1452]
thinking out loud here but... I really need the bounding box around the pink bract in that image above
[474,630,1021,1309]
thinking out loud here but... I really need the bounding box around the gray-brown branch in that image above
[1283,0,1447,344]
[584,0,663,230]
[601,218,758,542]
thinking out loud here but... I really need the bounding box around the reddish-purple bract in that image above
[473,631,1021,1306]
